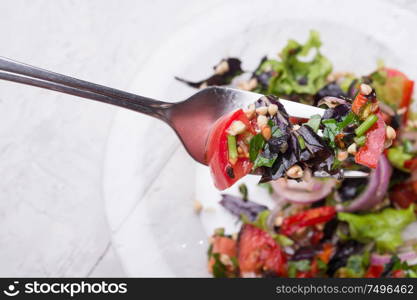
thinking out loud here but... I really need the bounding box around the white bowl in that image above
[103,0,417,277]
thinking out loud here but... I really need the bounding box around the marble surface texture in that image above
[0,0,222,277]
[0,0,415,277]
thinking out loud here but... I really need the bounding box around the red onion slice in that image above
[371,251,417,266]
[338,167,379,212]
[317,96,348,108]
[375,155,393,202]
[370,253,391,265]
[339,155,392,212]
[400,130,417,142]
[271,155,391,210]
[271,176,336,204]
[399,251,417,263]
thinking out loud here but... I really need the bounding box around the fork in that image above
[0,56,366,178]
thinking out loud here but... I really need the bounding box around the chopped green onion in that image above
[227,134,238,164]
[238,183,248,201]
[354,136,366,147]
[297,135,306,150]
[355,114,378,137]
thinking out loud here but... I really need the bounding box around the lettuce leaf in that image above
[387,146,413,171]
[370,67,404,108]
[338,205,416,253]
[342,253,369,278]
[305,114,321,132]
[261,30,332,96]
[288,260,310,277]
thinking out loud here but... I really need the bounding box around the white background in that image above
[0,0,415,277]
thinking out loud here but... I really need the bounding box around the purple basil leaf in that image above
[220,194,268,221]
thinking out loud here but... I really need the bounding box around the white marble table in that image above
[0,0,222,277]
[0,0,414,277]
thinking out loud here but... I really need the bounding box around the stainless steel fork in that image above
[0,56,367,178]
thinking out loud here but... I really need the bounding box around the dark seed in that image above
[226,166,235,178]
[298,77,308,85]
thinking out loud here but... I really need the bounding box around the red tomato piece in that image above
[296,271,311,278]
[364,265,384,278]
[212,236,237,257]
[391,270,405,278]
[280,206,336,236]
[385,68,414,107]
[289,117,309,124]
[310,230,324,245]
[390,183,417,208]
[384,68,414,123]
[385,68,408,78]
[295,259,319,278]
[238,224,287,276]
[206,109,255,190]
[404,158,417,171]
[402,79,414,120]
[355,112,386,168]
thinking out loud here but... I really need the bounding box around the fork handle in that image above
[0,56,172,120]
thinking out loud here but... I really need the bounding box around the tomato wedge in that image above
[390,182,417,208]
[364,265,384,278]
[238,224,287,276]
[355,112,386,168]
[296,271,311,278]
[373,68,414,124]
[206,109,255,190]
[280,206,336,236]
[385,68,414,122]
[310,229,324,245]
[404,158,417,171]
[391,270,405,278]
